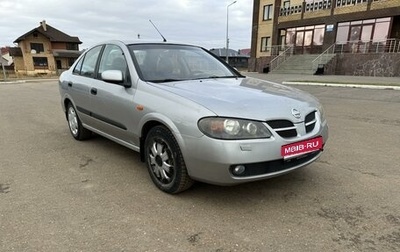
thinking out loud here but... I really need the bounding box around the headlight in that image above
[198,117,272,140]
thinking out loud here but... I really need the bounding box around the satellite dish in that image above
[31,49,37,54]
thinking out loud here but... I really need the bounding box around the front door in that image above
[295,29,313,54]
[88,44,139,146]
[303,30,313,54]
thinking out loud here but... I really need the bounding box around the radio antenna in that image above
[149,19,167,42]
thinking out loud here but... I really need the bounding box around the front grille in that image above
[305,111,316,133]
[230,151,321,177]
[266,120,297,138]
[267,110,317,138]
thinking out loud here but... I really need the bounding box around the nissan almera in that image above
[59,40,328,193]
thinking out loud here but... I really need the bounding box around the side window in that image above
[79,45,102,78]
[73,56,84,74]
[98,44,129,83]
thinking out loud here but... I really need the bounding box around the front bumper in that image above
[181,120,328,185]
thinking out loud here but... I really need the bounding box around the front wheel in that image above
[144,126,194,194]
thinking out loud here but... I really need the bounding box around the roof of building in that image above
[238,48,251,56]
[14,21,82,44]
[209,48,250,58]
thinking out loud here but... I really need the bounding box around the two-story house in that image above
[10,20,82,76]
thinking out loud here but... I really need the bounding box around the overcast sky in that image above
[0,0,253,50]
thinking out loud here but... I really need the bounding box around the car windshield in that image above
[128,44,242,83]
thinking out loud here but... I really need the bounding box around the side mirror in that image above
[102,70,124,84]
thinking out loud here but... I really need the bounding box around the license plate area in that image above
[281,136,323,160]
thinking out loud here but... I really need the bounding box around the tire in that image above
[144,126,194,194]
[66,103,92,140]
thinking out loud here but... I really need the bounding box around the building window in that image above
[280,1,291,16]
[373,22,390,41]
[33,57,48,69]
[263,5,273,20]
[284,25,325,51]
[30,43,44,53]
[283,1,290,8]
[336,25,349,44]
[68,58,76,67]
[66,43,79,50]
[337,0,367,7]
[296,32,305,46]
[335,18,391,44]
[261,37,270,52]
[313,25,325,45]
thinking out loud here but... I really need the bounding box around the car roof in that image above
[94,39,202,48]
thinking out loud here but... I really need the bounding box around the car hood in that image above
[153,77,320,122]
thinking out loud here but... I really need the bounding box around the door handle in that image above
[67,82,73,87]
[90,88,97,95]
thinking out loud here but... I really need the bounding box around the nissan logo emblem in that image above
[291,109,301,119]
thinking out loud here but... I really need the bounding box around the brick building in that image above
[250,0,400,76]
[10,20,82,76]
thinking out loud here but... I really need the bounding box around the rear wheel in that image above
[66,103,91,140]
[144,126,194,194]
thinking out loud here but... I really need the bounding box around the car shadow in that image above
[80,133,326,206]
[183,169,317,203]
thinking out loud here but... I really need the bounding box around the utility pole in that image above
[226,1,237,64]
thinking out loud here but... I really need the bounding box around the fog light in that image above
[232,165,246,175]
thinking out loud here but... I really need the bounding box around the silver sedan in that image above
[59,40,328,193]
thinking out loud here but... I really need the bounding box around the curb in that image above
[282,81,400,90]
[0,80,26,84]
[0,79,57,85]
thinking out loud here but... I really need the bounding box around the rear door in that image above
[66,45,103,126]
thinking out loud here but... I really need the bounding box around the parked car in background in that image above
[59,40,328,194]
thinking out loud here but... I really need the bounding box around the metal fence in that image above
[334,39,400,54]
[269,46,294,72]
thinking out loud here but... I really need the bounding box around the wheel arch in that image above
[139,115,185,163]
[63,98,73,119]
[140,120,163,162]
